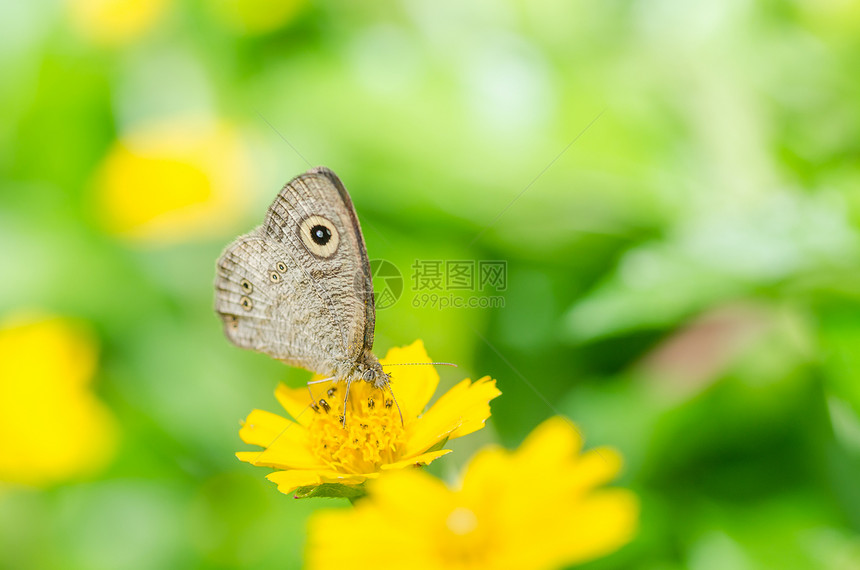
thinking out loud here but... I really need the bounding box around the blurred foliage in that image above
[1,0,859,568]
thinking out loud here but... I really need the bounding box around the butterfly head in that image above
[355,360,391,390]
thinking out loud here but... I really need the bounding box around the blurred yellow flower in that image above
[66,0,168,46]
[237,340,500,496]
[307,417,638,570]
[0,315,117,486]
[209,0,307,36]
[95,120,250,244]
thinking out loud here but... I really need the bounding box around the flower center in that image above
[437,506,493,566]
[307,385,404,473]
[446,507,478,536]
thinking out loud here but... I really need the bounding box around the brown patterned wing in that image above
[214,167,374,376]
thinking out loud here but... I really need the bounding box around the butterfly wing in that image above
[214,167,375,376]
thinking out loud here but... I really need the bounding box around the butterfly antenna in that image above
[381,362,458,368]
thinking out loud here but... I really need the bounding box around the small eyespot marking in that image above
[276,261,287,273]
[298,215,340,258]
[270,271,281,283]
[240,296,253,311]
[310,225,332,246]
[240,279,253,292]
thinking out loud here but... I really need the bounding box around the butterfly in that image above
[214,167,394,418]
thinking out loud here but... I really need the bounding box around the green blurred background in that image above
[2,0,860,568]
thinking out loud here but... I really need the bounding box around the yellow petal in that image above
[0,316,97,392]
[308,501,436,570]
[238,410,325,469]
[252,432,324,471]
[265,470,322,494]
[235,451,260,464]
[446,377,501,439]
[275,382,319,426]
[95,121,249,243]
[318,472,371,485]
[366,470,452,519]
[564,447,624,491]
[507,416,618,490]
[381,449,452,471]
[504,417,624,494]
[459,445,510,498]
[515,415,583,466]
[266,469,378,493]
[540,489,639,568]
[302,407,639,570]
[381,340,439,419]
[265,469,370,495]
[0,316,116,485]
[238,409,292,447]
[401,377,500,457]
[512,416,621,491]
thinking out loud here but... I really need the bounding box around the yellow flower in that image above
[236,340,501,496]
[94,120,250,244]
[0,315,117,486]
[66,0,168,46]
[307,417,638,570]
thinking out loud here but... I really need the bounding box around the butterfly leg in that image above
[341,378,353,427]
[306,376,336,409]
[386,383,404,427]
